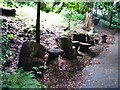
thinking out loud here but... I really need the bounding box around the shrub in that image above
[1,67,47,89]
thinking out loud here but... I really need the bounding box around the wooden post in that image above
[36,2,40,43]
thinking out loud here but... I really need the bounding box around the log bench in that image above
[79,42,91,52]
[47,48,63,64]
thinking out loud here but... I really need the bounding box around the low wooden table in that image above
[79,42,91,52]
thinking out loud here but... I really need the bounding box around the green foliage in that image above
[17,2,37,8]
[2,36,13,67]
[7,34,14,39]
[2,1,36,8]
[73,13,85,21]
[63,30,71,36]
[2,1,17,8]
[32,66,47,77]
[2,67,47,89]
[88,27,95,37]
[40,1,90,14]
[40,2,51,13]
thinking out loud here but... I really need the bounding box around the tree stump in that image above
[94,38,99,44]
[18,41,46,71]
[56,36,77,60]
[73,34,86,43]
[86,34,90,42]
[0,8,16,16]
[101,35,107,43]
[72,41,79,54]
[88,40,94,46]
[86,34,95,45]
[79,42,91,52]
[47,48,63,65]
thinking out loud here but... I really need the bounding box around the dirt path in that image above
[80,32,119,88]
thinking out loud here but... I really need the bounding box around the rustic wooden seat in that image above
[56,36,77,60]
[79,42,91,52]
[72,41,79,54]
[47,48,63,64]
[73,34,86,43]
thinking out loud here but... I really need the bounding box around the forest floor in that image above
[0,10,118,88]
[38,25,117,89]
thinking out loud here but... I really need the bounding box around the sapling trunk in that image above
[36,2,40,43]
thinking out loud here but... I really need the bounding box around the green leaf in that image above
[63,30,70,35]
[36,71,42,75]
[32,67,39,71]
[7,34,14,38]
[39,66,47,69]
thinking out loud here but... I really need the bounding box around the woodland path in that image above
[80,32,119,88]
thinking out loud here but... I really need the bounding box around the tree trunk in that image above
[36,2,40,43]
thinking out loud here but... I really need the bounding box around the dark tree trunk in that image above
[109,11,113,29]
[36,2,40,43]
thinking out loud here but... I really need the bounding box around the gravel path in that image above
[80,32,119,88]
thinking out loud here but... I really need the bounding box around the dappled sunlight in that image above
[40,11,67,28]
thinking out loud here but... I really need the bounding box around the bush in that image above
[73,13,85,21]
[1,68,47,89]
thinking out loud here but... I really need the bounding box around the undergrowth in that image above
[1,67,47,89]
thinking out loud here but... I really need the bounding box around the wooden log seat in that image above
[101,35,107,43]
[56,36,77,60]
[79,42,91,52]
[94,38,99,44]
[47,48,63,64]
[72,41,79,54]
[73,34,86,43]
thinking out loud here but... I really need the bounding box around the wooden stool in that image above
[47,48,63,64]
[79,42,91,52]
[73,34,86,43]
[72,41,79,54]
